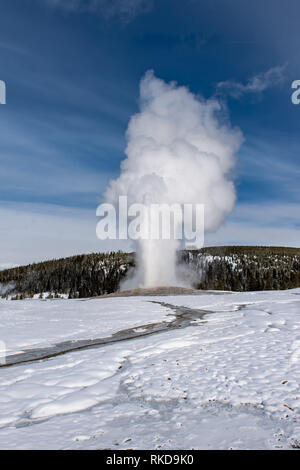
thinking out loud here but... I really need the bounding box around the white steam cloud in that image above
[105,70,243,288]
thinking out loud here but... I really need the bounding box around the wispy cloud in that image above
[237,137,300,202]
[0,41,28,56]
[206,202,300,248]
[0,64,131,208]
[216,65,286,99]
[0,203,131,266]
[43,0,153,23]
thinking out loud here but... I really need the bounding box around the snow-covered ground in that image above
[0,297,173,355]
[0,289,299,449]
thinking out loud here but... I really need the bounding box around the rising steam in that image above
[105,71,243,288]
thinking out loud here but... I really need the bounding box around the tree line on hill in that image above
[0,251,133,299]
[0,246,299,299]
[181,246,300,291]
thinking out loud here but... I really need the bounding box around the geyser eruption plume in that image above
[105,71,243,288]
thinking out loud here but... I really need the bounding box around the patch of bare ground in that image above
[97,286,232,298]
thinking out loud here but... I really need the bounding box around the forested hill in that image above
[0,246,299,299]
[0,252,134,299]
[181,246,300,291]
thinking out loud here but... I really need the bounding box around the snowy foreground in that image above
[0,289,299,450]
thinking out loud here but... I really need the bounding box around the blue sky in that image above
[0,0,299,265]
